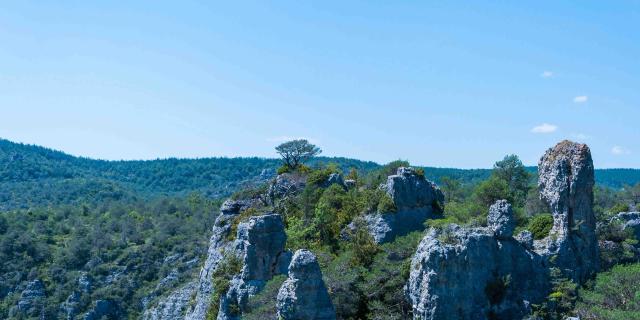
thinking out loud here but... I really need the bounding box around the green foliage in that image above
[576,263,640,319]
[243,275,287,320]
[0,194,220,319]
[474,176,512,208]
[609,203,631,215]
[492,155,532,207]
[207,253,243,320]
[275,139,321,169]
[376,192,397,214]
[346,217,380,267]
[528,214,554,240]
[533,268,578,320]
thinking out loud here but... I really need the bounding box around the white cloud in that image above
[531,123,558,134]
[611,146,631,155]
[573,95,588,103]
[541,71,554,78]
[571,133,590,140]
[267,136,319,144]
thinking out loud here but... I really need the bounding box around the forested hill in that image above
[1,138,638,210]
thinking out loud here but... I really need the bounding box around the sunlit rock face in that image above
[277,249,336,320]
[362,167,444,244]
[535,140,599,283]
[406,206,549,320]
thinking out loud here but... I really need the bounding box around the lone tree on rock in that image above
[275,139,321,170]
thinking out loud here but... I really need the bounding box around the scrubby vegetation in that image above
[1,138,639,319]
[0,193,220,318]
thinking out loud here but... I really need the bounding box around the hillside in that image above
[1,139,638,210]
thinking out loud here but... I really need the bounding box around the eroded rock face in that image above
[363,167,444,243]
[218,214,292,320]
[488,200,515,239]
[277,250,336,320]
[406,223,548,320]
[142,282,196,320]
[536,140,599,283]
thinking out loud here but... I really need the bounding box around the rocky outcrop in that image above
[146,188,292,320]
[406,141,602,319]
[535,140,599,283]
[268,173,306,204]
[277,250,336,320]
[361,167,444,243]
[487,199,515,239]
[217,214,291,320]
[321,173,345,189]
[84,300,120,320]
[615,211,640,241]
[16,279,45,317]
[143,282,197,320]
[406,206,549,320]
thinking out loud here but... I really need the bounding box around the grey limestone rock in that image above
[536,140,599,283]
[360,167,444,243]
[406,225,548,320]
[488,200,515,238]
[277,249,336,320]
[17,279,45,317]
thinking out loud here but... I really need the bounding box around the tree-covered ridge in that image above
[0,139,378,210]
[2,139,638,208]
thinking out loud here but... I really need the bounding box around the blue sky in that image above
[0,1,638,168]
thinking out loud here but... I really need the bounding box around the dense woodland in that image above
[1,139,639,319]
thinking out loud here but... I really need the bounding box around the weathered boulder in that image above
[406,224,549,320]
[536,140,599,283]
[361,167,444,243]
[488,200,515,239]
[17,279,45,317]
[221,199,260,215]
[277,250,336,320]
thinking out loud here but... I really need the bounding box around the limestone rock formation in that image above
[361,167,444,243]
[142,282,196,320]
[267,173,306,204]
[277,249,336,320]
[536,140,599,282]
[218,214,291,320]
[488,199,515,239]
[16,279,45,317]
[406,222,549,320]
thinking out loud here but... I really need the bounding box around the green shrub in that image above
[206,253,243,320]
[376,193,397,214]
[576,263,640,320]
[528,214,554,240]
[243,275,287,320]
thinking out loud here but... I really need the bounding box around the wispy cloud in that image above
[571,133,590,140]
[611,146,631,155]
[266,136,319,144]
[531,123,558,134]
[573,95,588,103]
[541,71,554,78]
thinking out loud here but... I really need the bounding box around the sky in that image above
[0,1,638,168]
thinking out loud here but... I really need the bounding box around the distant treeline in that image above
[0,138,638,210]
